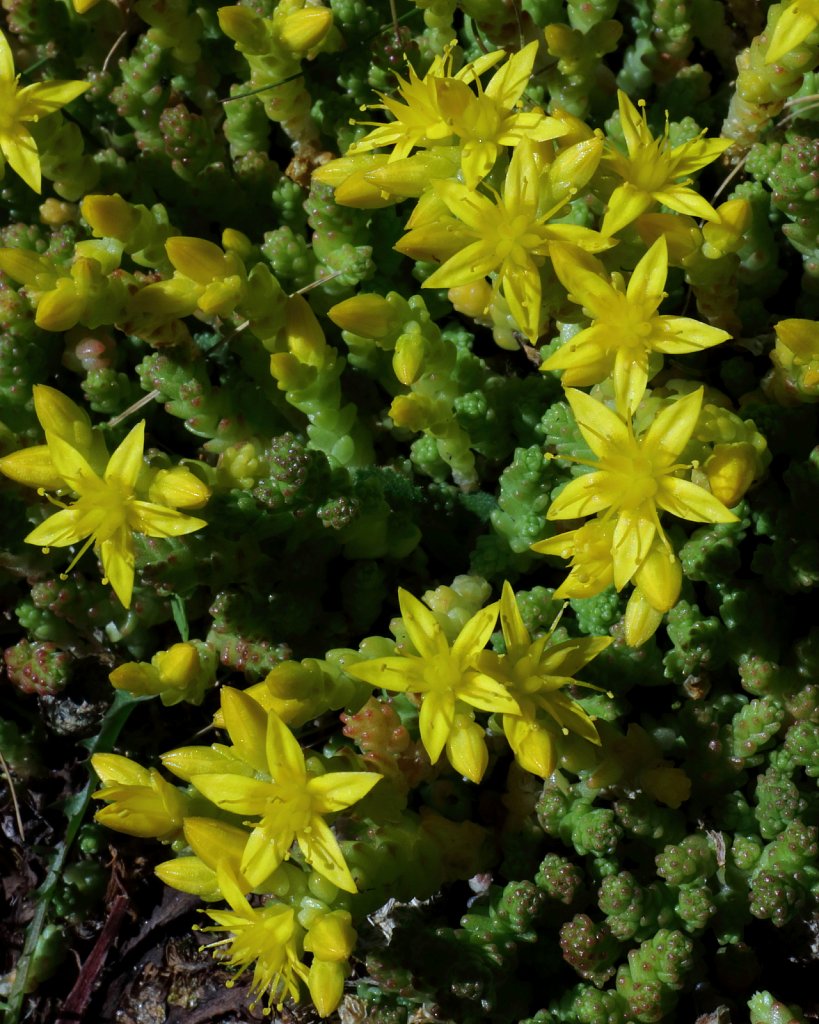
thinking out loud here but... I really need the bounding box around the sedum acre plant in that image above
[1,3,818,1023]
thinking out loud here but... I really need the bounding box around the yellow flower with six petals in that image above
[541,236,731,414]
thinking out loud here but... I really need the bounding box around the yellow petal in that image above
[165,236,228,283]
[128,501,207,537]
[1,127,41,192]
[641,388,702,462]
[458,671,520,714]
[398,588,447,659]
[100,530,135,608]
[484,40,538,104]
[105,420,145,489]
[612,511,656,590]
[766,4,819,62]
[564,388,630,457]
[626,235,667,309]
[17,79,90,119]
[451,601,499,662]
[657,476,739,523]
[419,689,454,763]
[162,744,254,781]
[192,773,273,815]
[92,752,151,786]
[308,770,380,813]
[220,687,269,773]
[0,28,15,81]
[547,472,613,520]
[499,581,530,651]
[652,185,719,222]
[298,816,357,892]
[550,243,614,319]
[24,507,87,547]
[503,715,556,778]
[154,856,218,897]
[184,817,250,873]
[600,182,653,237]
[266,708,307,783]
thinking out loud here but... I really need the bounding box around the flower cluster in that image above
[91,685,380,1013]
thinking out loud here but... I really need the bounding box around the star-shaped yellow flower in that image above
[477,582,611,778]
[345,587,520,781]
[397,139,607,342]
[541,236,731,413]
[347,41,505,162]
[188,688,380,891]
[0,29,89,193]
[546,388,738,596]
[433,41,567,188]
[0,385,208,608]
[601,91,732,237]
[200,865,309,1012]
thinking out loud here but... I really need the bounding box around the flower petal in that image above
[458,671,520,714]
[0,28,15,80]
[398,588,449,659]
[418,689,454,763]
[613,345,649,416]
[547,472,613,519]
[641,388,702,462]
[309,770,380,813]
[17,79,90,119]
[266,709,307,784]
[612,511,656,590]
[499,581,529,652]
[451,601,499,662]
[0,127,41,192]
[422,240,499,290]
[100,531,135,608]
[651,316,731,354]
[626,235,667,309]
[550,243,614,320]
[127,501,207,537]
[565,388,630,457]
[600,183,653,237]
[220,687,269,774]
[298,816,357,892]
[344,656,421,692]
[24,507,88,548]
[105,421,145,490]
[0,445,63,490]
[191,773,273,816]
[657,476,739,523]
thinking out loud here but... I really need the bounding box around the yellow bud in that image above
[705,442,756,507]
[364,149,460,199]
[278,6,333,54]
[285,294,328,366]
[389,394,431,431]
[0,247,53,287]
[217,5,267,51]
[448,280,492,320]
[446,713,488,783]
[270,351,311,388]
[73,0,102,10]
[81,193,139,240]
[154,643,201,689]
[307,959,346,1017]
[109,661,162,696]
[147,465,210,509]
[40,198,76,227]
[392,334,425,385]
[304,910,356,961]
[328,294,392,338]
[222,227,253,260]
[334,171,395,208]
[624,587,664,648]
[35,280,85,333]
[91,753,152,787]
[166,236,230,284]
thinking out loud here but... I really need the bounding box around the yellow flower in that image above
[601,91,732,237]
[541,236,731,414]
[546,388,738,600]
[477,582,611,778]
[91,753,189,840]
[0,29,90,193]
[188,688,380,891]
[0,386,208,608]
[199,865,309,1012]
[347,41,506,162]
[304,910,356,1016]
[765,0,819,63]
[397,139,607,342]
[346,587,520,781]
[433,41,567,188]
